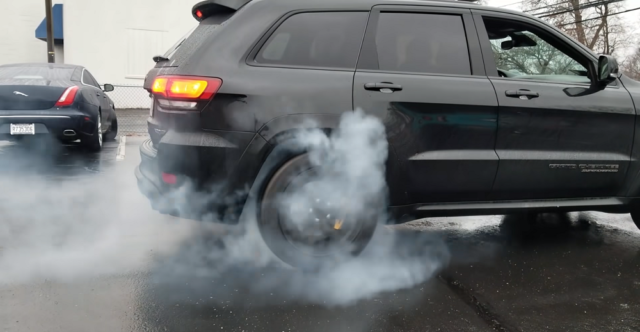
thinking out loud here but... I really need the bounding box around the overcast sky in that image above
[486,0,640,57]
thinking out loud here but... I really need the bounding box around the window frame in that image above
[357,5,484,77]
[246,10,371,71]
[471,10,616,87]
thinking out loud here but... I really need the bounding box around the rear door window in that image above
[255,12,369,69]
[374,12,471,76]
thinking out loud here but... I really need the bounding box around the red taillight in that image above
[55,86,79,107]
[162,172,177,185]
[152,76,222,100]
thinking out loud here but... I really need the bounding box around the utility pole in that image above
[45,0,55,63]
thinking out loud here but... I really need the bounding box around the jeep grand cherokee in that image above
[136,0,640,267]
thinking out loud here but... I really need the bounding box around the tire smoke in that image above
[149,109,450,306]
[0,110,450,308]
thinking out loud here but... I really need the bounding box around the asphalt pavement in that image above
[1,136,640,332]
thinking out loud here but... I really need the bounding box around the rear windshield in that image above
[159,13,233,65]
[163,25,198,59]
[0,66,74,81]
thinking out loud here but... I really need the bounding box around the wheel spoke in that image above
[278,189,358,254]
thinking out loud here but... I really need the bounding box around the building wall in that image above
[63,0,196,86]
[64,0,197,108]
[0,0,64,65]
[0,0,197,108]
[54,45,65,64]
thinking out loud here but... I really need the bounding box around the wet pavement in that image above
[1,136,640,332]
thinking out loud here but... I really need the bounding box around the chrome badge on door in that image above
[549,164,619,173]
[579,164,619,173]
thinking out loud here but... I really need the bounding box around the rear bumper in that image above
[0,109,98,141]
[135,126,260,223]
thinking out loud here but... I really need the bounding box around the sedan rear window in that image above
[0,66,74,81]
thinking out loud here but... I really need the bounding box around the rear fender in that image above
[234,113,342,205]
[258,113,341,143]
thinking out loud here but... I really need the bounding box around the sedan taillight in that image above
[55,86,79,107]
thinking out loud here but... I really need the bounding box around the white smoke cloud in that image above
[148,109,450,306]
[0,109,450,307]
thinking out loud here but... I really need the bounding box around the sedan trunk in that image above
[0,85,67,110]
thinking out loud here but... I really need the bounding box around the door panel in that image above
[491,79,634,199]
[473,12,636,199]
[354,73,499,203]
[354,7,499,205]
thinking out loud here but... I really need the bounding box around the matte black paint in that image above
[136,0,640,225]
[472,11,636,200]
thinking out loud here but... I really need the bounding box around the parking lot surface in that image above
[1,136,639,332]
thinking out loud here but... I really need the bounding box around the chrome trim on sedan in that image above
[0,115,71,118]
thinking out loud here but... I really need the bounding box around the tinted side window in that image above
[375,13,471,76]
[482,17,590,83]
[255,12,369,69]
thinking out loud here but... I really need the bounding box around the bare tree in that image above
[622,47,640,80]
[523,0,629,56]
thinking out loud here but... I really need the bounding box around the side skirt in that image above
[389,197,640,223]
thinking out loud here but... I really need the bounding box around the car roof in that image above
[0,63,84,70]
[241,0,545,35]
[250,0,525,15]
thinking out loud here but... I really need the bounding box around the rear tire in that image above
[81,113,103,152]
[258,154,380,269]
[104,117,118,141]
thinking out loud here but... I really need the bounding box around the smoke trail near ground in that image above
[0,110,450,307]
[148,109,451,306]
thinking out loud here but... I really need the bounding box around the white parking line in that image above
[116,136,126,161]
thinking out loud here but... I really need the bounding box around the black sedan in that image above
[0,63,118,151]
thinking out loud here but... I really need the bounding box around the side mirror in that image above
[597,55,619,83]
[103,84,115,92]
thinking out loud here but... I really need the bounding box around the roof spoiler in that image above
[192,0,250,21]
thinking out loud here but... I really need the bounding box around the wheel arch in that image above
[226,114,343,221]
[249,114,342,194]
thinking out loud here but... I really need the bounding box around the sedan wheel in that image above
[81,113,103,152]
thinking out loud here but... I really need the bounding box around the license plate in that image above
[10,123,35,135]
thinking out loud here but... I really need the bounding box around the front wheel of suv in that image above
[258,154,379,269]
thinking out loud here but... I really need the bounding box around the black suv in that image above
[136,0,640,266]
